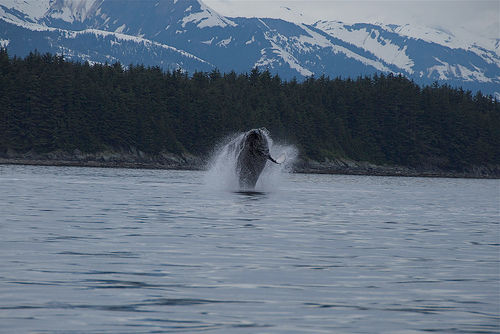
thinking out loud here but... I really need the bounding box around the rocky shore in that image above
[0,149,203,170]
[293,158,500,179]
[1,149,498,179]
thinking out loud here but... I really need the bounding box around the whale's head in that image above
[244,128,270,157]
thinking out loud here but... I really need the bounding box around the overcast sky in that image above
[203,0,499,41]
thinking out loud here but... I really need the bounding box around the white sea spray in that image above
[204,130,297,192]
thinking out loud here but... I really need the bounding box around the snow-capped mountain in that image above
[1,0,498,96]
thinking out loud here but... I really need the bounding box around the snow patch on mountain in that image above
[427,58,458,80]
[427,57,493,83]
[253,26,314,77]
[245,35,255,45]
[181,1,236,28]
[255,41,314,77]
[298,24,333,49]
[115,23,126,33]
[333,43,392,73]
[0,13,212,67]
[0,11,56,31]
[0,0,50,21]
[274,5,312,25]
[296,24,392,73]
[469,46,499,66]
[64,28,212,64]
[390,23,499,63]
[0,5,23,25]
[45,0,98,23]
[216,36,232,47]
[201,37,214,45]
[315,21,415,74]
[455,64,492,83]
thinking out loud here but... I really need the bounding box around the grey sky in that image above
[203,0,499,41]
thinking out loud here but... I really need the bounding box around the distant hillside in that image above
[1,50,499,177]
[0,0,499,97]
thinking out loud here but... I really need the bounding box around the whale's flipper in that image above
[268,153,286,164]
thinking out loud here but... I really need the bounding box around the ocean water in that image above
[0,164,499,333]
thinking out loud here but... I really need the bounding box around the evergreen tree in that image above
[0,49,498,171]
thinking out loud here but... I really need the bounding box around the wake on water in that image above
[204,130,297,192]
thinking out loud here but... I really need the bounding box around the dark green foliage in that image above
[1,49,499,170]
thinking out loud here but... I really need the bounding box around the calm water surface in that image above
[0,165,499,333]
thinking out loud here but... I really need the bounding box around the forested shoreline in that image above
[1,50,499,177]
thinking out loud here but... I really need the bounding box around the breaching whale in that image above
[234,128,283,189]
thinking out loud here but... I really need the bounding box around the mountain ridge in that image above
[1,0,499,96]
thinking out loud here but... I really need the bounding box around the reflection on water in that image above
[0,165,499,333]
[234,191,267,197]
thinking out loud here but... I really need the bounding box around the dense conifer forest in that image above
[1,49,499,171]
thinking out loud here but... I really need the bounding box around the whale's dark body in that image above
[235,128,279,189]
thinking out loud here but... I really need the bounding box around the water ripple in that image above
[0,166,498,333]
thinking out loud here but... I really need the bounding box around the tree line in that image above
[0,49,498,170]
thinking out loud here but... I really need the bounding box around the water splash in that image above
[204,130,297,192]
